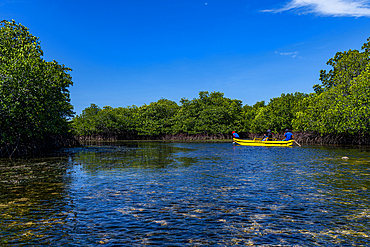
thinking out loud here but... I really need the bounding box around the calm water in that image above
[1,142,370,246]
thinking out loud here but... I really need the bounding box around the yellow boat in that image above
[233,138,294,147]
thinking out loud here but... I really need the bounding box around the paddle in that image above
[294,140,301,147]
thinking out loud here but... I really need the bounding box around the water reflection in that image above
[74,142,198,172]
[0,142,369,245]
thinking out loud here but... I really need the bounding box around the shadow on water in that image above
[0,142,369,246]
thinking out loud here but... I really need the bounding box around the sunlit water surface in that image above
[1,142,370,246]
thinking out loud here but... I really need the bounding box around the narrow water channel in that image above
[1,142,369,246]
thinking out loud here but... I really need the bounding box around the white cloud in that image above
[263,0,370,17]
[275,51,299,58]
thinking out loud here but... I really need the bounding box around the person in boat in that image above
[262,129,273,141]
[232,131,239,139]
[282,129,294,141]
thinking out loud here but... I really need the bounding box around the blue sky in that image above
[2,0,370,115]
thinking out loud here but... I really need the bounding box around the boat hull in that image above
[233,138,294,147]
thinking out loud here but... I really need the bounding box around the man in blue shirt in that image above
[232,131,239,138]
[283,129,294,141]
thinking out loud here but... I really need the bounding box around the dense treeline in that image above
[72,37,370,143]
[72,91,308,140]
[0,20,78,157]
[72,92,242,139]
[294,38,370,135]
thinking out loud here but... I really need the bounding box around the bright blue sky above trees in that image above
[2,0,370,115]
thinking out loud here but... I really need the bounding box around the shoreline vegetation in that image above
[0,20,76,158]
[76,132,370,146]
[2,20,370,157]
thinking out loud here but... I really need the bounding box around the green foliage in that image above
[294,37,370,135]
[135,98,180,136]
[71,104,102,136]
[71,103,140,136]
[240,101,265,133]
[249,93,307,133]
[249,106,270,133]
[71,99,180,137]
[346,65,370,133]
[172,91,243,134]
[313,38,370,94]
[293,63,370,134]
[0,20,73,148]
[112,105,140,134]
[72,92,244,137]
[72,92,308,138]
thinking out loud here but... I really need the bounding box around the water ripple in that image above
[1,142,370,245]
